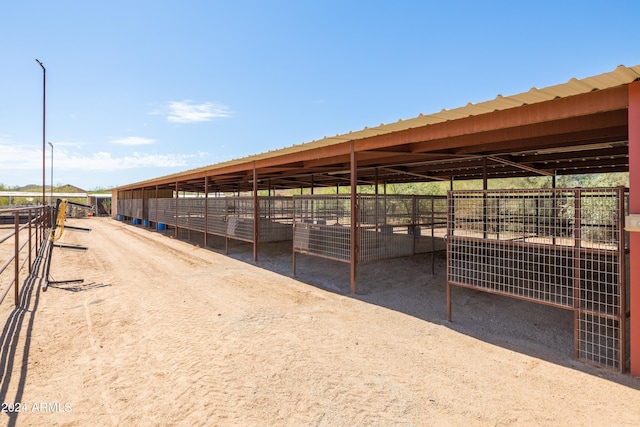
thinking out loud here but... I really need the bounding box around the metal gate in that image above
[446,187,628,371]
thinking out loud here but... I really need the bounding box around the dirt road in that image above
[0,217,639,426]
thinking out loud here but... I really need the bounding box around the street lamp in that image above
[35,59,46,206]
[48,142,53,205]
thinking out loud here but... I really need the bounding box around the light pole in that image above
[48,142,53,205]
[35,59,46,206]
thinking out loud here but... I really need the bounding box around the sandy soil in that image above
[0,216,639,426]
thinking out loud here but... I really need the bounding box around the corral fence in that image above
[292,194,447,272]
[446,187,628,371]
[140,196,294,250]
[0,206,48,306]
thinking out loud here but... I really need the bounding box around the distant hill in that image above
[17,184,42,192]
[16,184,87,193]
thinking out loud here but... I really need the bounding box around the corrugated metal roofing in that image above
[121,64,640,187]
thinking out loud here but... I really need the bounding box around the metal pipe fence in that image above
[0,206,48,306]
[446,187,628,371]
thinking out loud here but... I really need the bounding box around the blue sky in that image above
[1,1,639,190]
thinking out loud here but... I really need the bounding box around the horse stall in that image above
[446,187,628,371]
[292,194,447,276]
[148,196,294,254]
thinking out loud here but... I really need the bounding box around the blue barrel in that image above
[143,219,149,227]
[381,225,393,235]
[132,218,140,225]
[117,215,123,221]
[158,223,166,231]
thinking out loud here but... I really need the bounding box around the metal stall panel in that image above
[131,199,143,220]
[293,195,352,262]
[225,197,255,243]
[258,196,295,242]
[176,198,205,232]
[447,188,627,371]
[206,197,227,236]
[154,198,176,227]
[359,195,415,263]
[293,194,448,264]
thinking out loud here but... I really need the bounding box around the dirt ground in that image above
[0,216,639,426]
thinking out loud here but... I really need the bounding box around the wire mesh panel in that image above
[206,197,228,236]
[225,197,255,242]
[293,194,447,264]
[447,187,627,371]
[258,196,294,242]
[148,198,157,223]
[293,195,352,262]
[152,198,176,226]
[147,196,294,245]
[117,199,132,218]
[176,198,205,232]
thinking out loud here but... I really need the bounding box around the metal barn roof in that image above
[115,64,640,192]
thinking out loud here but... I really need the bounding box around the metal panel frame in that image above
[446,187,628,371]
[292,194,447,276]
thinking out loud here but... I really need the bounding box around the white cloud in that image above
[0,143,42,170]
[0,143,190,173]
[110,136,156,146]
[166,100,231,123]
[82,152,191,170]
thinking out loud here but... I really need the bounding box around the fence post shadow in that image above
[0,247,45,426]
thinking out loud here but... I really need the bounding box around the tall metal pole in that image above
[48,142,53,204]
[36,59,46,206]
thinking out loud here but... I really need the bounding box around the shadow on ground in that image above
[157,227,640,390]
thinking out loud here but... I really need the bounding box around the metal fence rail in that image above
[0,206,48,306]
[446,187,628,371]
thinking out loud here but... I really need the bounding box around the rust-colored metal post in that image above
[253,163,259,262]
[446,190,453,321]
[483,157,488,239]
[629,80,640,376]
[204,176,209,247]
[292,198,297,276]
[618,186,627,371]
[572,188,582,359]
[155,185,159,229]
[14,211,19,305]
[142,186,146,227]
[350,141,358,293]
[28,209,32,274]
[175,181,179,238]
[374,169,379,233]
